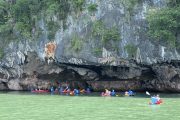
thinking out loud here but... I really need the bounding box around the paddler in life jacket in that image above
[80,89,85,93]
[73,89,79,95]
[156,94,163,104]
[156,94,160,101]
[86,88,91,93]
[125,91,129,96]
[150,95,158,105]
[101,89,110,96]
[128,90,134,96]
[50,86,54,95]
[105,89,111,96]
[110,90,116,96]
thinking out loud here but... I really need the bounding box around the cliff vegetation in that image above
[147,0,180,48]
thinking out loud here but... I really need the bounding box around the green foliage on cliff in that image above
[88,4,98,12]
[103,27,120,43]
[71,34,83,52]
[118,0,142,23]
[124,44,137,58]
[73,0,85,12]
[0,0,85,42]
[147,1,180,48]
[92,20,121,44]
[92,20,105,38]
[121,0,141,14]
[167,0,180,7]
[0,48,4,59]
[91,20,121,55]
[0,0,43,40]
[0,0,16,40]
[93,48,102,56]
[91,20,121,53]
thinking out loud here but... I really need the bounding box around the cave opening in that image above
[29,63,158,92]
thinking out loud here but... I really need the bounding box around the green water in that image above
[0,92,180,120]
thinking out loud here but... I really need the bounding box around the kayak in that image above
[149,99,163,105]
[62,90,71,93]
[31,90,49,93]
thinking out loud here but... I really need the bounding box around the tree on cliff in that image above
[0,0,85,42]
[147,0,180,48]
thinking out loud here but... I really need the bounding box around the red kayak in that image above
[149,99,163,105]
[31,90,49,93]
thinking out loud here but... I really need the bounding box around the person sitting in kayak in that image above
[86,88,91,93]
[125,91,129,96]
[76,89,80,94]
[74,89,79,95]
[128,90,134,96]
[106,89,111,96]
[151,95,158,104]
[50,86,54,95]
[110,90,116,96]
[156,94,160,101]
[58,86,63,94]
[80,89,85,93]
[156,94,163,104]
[101,89,110,96]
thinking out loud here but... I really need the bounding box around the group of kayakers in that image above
[101,89,135,97]
[31,86,163,105]
[125,90,135,96]
[49,85,91,95]
[31,80,93,96]
[101,89,116,96]
[101,89,163,105]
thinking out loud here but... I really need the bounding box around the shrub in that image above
[103,27,120,44]
[0,49,4,59]
[92,20,121,44]
[0,0,84,43]
[124,44,137,58]
[93,48,102,56]
[88,4,98,12]
[72,0,85,12]
[71,35,83,52]
[92,20,105,37]
[146,2,180,48]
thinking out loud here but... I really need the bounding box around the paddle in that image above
[146,91,150,96]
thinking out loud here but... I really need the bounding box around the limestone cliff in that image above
[0,0,180,92]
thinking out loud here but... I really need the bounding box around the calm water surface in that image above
[0,91,180,120]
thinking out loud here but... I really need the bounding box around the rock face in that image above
[143,63,180,92]
[0,51,180,92]
[0,0,180,92]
